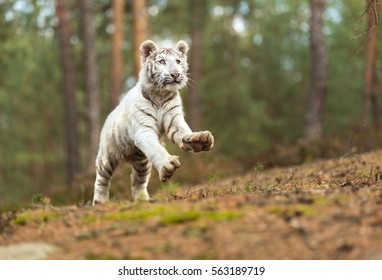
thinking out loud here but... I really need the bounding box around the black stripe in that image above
[131,151,146,161]
[112,131,119,147]
[118,131,127,147]
[136,105,157,121]
[98,157,118,178]
[139,123,158,133]
[135,159,149,168]
[136,178,149,185]
[104,165,113,177]
[171,128,179,142]
[132,159,150,172]
[98,169,110,180]
[142,89,158,109]
[146,62,154,82]
[150,64,156,80]
[162,92,176,105]
[96,177,109,187]
[166,113,181,134]
[97,157,111,178]
[109,158,118,171]
[163,105,181,118]
[134,165,151,175]
[97,157,103,170]
[140,169,151,177]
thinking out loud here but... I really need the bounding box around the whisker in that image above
[186,81,196,91]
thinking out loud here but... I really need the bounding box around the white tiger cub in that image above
[92,40,214,205]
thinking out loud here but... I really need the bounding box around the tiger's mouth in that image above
[164,79,182,86]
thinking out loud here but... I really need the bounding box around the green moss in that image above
[267,205,284,214]
[267,204,317,216]
[159,210,201,225]
[13,215,27,225]
[206,210,243,221]
[12,210,59,226]
[40,211,59,222]
[82,215,97,223]
[102,202,244,226]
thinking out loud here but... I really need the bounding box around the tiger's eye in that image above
[176,59,181,64]
[159,59,166,65]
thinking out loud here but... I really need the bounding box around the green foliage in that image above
[254,162,264,172]
[160,181,181,193]
[31,193,44,204]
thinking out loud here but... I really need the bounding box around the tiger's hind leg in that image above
[130,154,152,201]
[93,155,119,205]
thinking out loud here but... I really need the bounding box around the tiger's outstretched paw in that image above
[159,155,181,182]
[182,131,214,153]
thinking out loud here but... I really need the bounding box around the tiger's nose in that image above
[170,73,180,79]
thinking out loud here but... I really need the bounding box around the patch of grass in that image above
[101,203,244,226]
[267,204,317,216]
[206,210,244,221]
[159,210,201,225]
[13,215,27,226]
[31,193,44,204]
[104,204,167,221]
[82,215,97,223]
[160,207,243,225]
[12,209,59,226]
[262,183,276,190]
[245,184,255,193]
[208,174,218,184]
[152,193,167,202]
[160,182,181,193]
[31,193,51,206]
[255,162,265,172]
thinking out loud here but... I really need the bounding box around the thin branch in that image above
[350,0,379,59]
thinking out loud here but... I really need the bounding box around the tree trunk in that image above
[362,0,379,129]
[187,0,206,131]
[111,0,124,108]
[304,0,328,140]
[55,0,80,185]
[79,0,101,171]
[132,0,148,79]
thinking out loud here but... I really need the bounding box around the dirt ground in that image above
[1,150,382,260]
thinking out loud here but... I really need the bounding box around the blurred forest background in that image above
[0,0,381,208]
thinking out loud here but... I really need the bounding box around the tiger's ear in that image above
[140,40,158,62]
[175,40,189,57]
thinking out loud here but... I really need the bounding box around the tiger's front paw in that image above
[182,131,214,153]
[159,155,181,182]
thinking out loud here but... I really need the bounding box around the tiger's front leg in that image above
[162,105,214,153]
[134,129,181,183]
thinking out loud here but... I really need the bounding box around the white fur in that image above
[92,40,214,205]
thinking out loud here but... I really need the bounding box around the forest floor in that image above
[1,150,382,260]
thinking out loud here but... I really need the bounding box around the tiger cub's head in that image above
[139,40,189,91]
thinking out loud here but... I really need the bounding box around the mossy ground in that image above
[2,150,382,259]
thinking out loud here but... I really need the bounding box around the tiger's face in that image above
[140,40,189,91]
